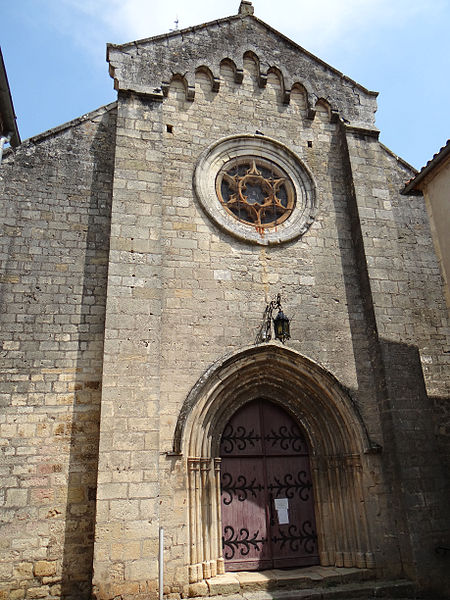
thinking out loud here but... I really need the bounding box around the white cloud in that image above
[259,0,443,55]
[58,0,440,57]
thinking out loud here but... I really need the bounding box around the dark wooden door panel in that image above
[221,456,271,570]
[266,455,319,567]
[220,399,319,572]
[261,402,309,456]
[220,400,263,456]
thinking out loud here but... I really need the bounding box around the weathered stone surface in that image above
[33,561,57,578]
[0,103,116,599]
[207,575,240,596]
[13,563,33,580]
[188,582,209,598]
[25,586,50,599]
[234,572,272,591]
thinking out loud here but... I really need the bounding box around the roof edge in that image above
[252,16,378,97]
[2,101,117,158]
[378,142,418,175]
[402,139,450,194]
[0,47,21,147]
[106,14,243,56]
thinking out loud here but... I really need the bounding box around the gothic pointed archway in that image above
[173,343,377,584]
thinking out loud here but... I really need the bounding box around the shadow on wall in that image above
[330,123,450,596]
[377,338,450,595]
[60,110,115,600]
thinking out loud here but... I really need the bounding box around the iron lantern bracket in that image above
[255,294,290,344]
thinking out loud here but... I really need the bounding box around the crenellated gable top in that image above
[107,3,378,131]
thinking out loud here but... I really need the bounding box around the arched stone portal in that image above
[173,344,377,584]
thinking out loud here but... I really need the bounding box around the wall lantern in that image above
[256,293,291,344]
[273,306,290,342]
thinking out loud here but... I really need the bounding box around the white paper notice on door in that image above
[274,497,289,524]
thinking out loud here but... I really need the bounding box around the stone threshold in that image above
[188,566,416,599]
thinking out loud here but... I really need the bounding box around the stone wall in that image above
[0,104,116,600]
[92,92,164,600]
[343,130,450,591]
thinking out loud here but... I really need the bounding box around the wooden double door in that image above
[220,399,319,571]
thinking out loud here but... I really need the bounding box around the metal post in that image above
[159,527,164,600]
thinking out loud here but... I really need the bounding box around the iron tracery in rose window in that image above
[216,158,296,228]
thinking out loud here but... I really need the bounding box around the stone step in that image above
[188,567,416,600]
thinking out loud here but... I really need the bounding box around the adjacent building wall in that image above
[402,141,450,312]
[421,160,450,309]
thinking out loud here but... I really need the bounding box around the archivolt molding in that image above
[174,343,371,457]
[177,344,377,586]
[161,73,195,101]
[195,66,220,92]
[219,58,243,84]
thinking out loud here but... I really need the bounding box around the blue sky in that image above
[2,0,449,170]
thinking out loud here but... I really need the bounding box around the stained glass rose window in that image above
[194,135,317,245]
[216,158,295,228]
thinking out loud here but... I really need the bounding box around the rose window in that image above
[216,158,295,228]
[194,135,317,245]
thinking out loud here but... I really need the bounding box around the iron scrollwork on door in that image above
[264,425,306,452]
[268,470,312,500]
[220,399,320,569]
[221,472,264,505]
[271,521,318,554]
[222,526,266,559]
[220,422,262,453]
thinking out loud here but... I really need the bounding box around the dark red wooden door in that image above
[220,399,319,571]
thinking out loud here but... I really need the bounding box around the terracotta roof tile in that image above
[403,139,450,194]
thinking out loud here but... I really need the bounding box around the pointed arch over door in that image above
[174,344,377,584]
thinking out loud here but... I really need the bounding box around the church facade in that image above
[1,3,449,599]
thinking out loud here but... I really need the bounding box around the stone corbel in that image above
[186,85,195,101]
[258,72,268,88]
[331,109,340,123]
[161,82,170,97]
[282,89,291,105]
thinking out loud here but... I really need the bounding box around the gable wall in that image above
[108,17,378,130]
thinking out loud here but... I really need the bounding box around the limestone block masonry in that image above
[1,4,449,600]
[0,105,117,599]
